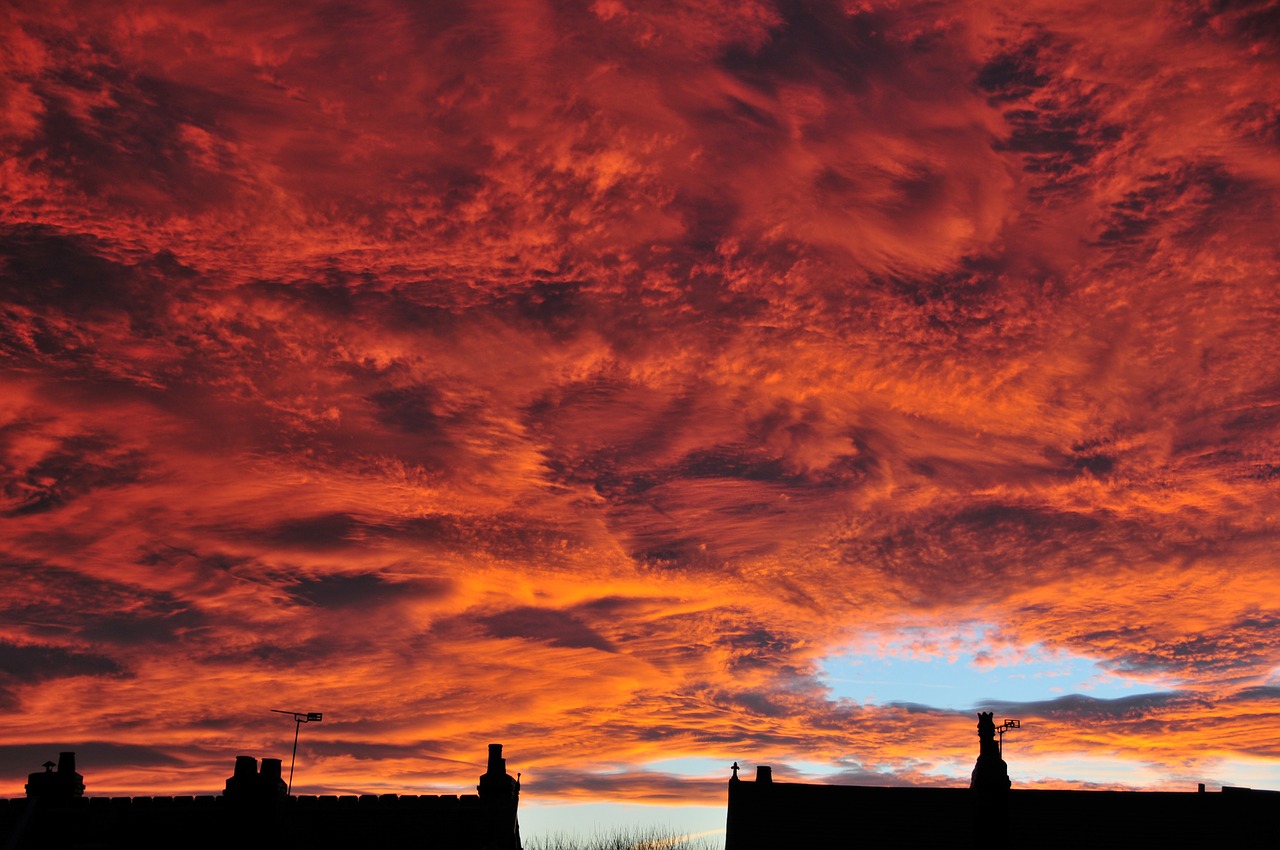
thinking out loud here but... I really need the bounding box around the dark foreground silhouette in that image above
[725,713,1279,849]
[2,744,521,850]
[9,721,1279,849]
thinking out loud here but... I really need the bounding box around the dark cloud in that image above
[975,692,1184,720]
[0,743,181,778]
[971,31,1125,198]
[249,512,366,551]
[0,560,204,648]
[368,386,449,436]
[1099,613,1280,677]
[0,229,172,377]
[237,509,575,564]
[0,641,125,711]
[1,432,148,516]
[199,633,359,670]
[858,502,1114,603]
[287,573,449,609]
[0,227,140,316]
[77,609,207,648]
[976,38,1052,105]
[1092,160,1266,257]
[0,641,123,682]
[477,607,616,653]
[720,4,900,93]
[21,46,243,211]
[303,739,455,763]
[1001,99,1121,194]
[1225,686,1280,703]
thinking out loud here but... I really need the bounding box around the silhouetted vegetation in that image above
[526,826,722,850]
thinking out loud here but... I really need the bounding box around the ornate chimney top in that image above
[970,712,1011,792]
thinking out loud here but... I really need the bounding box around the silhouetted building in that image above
[969,712,1010,793]
[2,743,521,850]
[969,711,1011,849]
[725,714,1278,849]
[23,753,84,803]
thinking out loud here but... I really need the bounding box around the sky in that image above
[2,0,1280,842]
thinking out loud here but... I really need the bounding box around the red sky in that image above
[2,0,1280,818]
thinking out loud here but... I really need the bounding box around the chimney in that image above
[57,751,85,797]
[477,744,521,850]
[755,766,772,784]
[260,758,287,799]
[487,743,506,776]
[225,756,260,802]
[26,752,83,799]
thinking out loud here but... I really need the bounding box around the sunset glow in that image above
[2,0,1280,837]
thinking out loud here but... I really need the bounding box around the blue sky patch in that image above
[819,625,1177,711]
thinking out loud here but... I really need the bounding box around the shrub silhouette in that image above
[526,825,721,850]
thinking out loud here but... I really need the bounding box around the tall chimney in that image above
[477,744,520,850]
[487,743,505,776]
[225,755,259,802]
[260,758,287,799]
[234,756,258,780]
[55,751,85,797]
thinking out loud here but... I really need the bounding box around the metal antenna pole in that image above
[271,709,323,795]
[289,716,302,793]
[996,719,1021,756]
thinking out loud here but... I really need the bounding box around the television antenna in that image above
[271,709,323,794]
[995,719,1020,756]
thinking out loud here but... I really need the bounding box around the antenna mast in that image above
[271,709,323,794]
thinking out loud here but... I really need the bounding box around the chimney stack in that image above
[225,756,259,802]
[26,751,84,799]
[260,758,287,799]
[487,743,506,776]
[477,744,521,850]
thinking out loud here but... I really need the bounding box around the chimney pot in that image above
[487,743,505,775]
